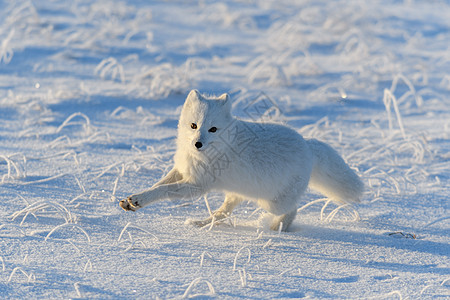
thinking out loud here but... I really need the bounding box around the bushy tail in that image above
[307,139,364,204]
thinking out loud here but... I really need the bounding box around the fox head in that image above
[177,90,232,157]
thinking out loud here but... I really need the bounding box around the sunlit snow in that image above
[0,0,449,298]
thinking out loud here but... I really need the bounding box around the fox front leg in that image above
[120,181,206,211]
[119,186,175,211]
[120,168,184,211]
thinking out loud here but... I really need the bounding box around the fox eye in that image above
[191,123,197,129]
[208,127,217,133]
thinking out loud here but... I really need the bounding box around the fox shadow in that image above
[278,223,449,276]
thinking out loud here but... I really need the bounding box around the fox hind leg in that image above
[269,209,297,231]
[191,193,243,228]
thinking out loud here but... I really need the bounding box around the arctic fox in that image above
[120,90,364,231]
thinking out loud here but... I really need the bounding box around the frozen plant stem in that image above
[203,195,213,217]
[182,278,215,298]
[233,247,251,272]
[117,222,158,244]
[199,251,212,267]
[383,89,406,139]
[8,267,35,283]
[56,112,93,134]
[0,256,5,271]
[238,268,247,287]
[74,282,82,297]
[45,223,91,243]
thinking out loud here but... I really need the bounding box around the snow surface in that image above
[0,0,449,298]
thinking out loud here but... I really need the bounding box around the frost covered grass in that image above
[0,0,449,298]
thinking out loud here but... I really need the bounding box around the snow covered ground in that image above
[0,0,449,298]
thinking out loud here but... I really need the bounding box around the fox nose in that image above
[195,142,203,149]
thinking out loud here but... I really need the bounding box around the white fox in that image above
[120,90,364,231]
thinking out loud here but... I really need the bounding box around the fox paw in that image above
[119,196,141,212]
[190,219,212,228]
[188,212,229,228]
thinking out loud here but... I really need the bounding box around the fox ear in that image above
[217,93,231,111]
[183,90,202,110]
[217,93,229,102]
[186,89,201,103]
